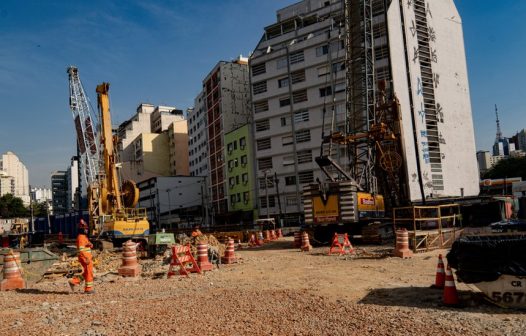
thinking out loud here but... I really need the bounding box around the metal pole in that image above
[30,202,34,232]
[274,172,283,227]
[166,188,172,230]
[264,170,270,220]
[47,202,51,234]
[204,176,210,228]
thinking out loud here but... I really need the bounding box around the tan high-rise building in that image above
[118,103,189,183]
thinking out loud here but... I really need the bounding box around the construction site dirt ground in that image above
[1,237,525,336]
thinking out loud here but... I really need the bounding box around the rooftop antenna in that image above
[495,104,502,141]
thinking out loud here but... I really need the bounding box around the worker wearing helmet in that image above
[69,219,95,294]
[191,225,203,238]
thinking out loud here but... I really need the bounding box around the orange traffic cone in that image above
[300,232,312,252]
[221,238,237,264]
[434,254,445,288]
[264,230,271,242]
[248,234,257,247]
[118,240,141,277]
[293,232,301,248]
[197,243,213,272]
[443,265,459,306]
[257,232,264,246]
[0,250,26,291]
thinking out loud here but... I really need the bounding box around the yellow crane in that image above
[87,83,149,246]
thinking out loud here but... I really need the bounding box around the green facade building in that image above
[224,124,257,222]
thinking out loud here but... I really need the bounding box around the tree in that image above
[482,157,526,180]
[31,201,50,218]
[0,194,29,218]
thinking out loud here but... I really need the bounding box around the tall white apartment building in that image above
[67,156,79,210]
[188,92,209,177]
[0,151,30,205]
[250,0,478,223]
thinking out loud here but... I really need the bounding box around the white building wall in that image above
[0,151,30,205]
[387,0,479,200]
[31,187,52,203]
[67,158,79,211]
[188,91,209,177]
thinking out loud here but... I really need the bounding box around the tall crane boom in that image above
[96,83,123,214]
[67,66,100,187]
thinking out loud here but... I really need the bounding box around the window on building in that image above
[291,69,306,84]
[276,57,287,69]
[292,89,308,103]
[278,77,289,88]
[295,130,311,143]
[334,82,345,93]
[280,117,287,126]
[330,40,344,53]
[285,175,296,185]
[320,86,332,97]
[243,191,250,202]
[252,81,267,95]
[255,119,270,132]
[332,61,345,73]
[239,137,246,149]
[297,150,312,163]
[289,51,304,64]
[316,45,329,57]
[282,135,293,146]
[231,195,236,204]
[318,65,330,77]
[283,155,295,166]
[256,138,271,150]
[251,62,266,76]
[241,155,248,166]
[259,177,274,189]
[298,171,314,183]
[279,97,291,107]
[242,173,248,184]
[260,195,275,208]
[236,175,240,184]
[286,196,298,206]
[233,141,237,150]
[229,177,235,187]
[228,160,234,170]
[258,157,273,170]
[254,100,269,113]
[294,109,309,123]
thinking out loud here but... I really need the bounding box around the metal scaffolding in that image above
[346,0,377,193]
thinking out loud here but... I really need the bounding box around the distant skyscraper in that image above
[492,105,514,156]
[515,129,526,152]
[51,171,68,215]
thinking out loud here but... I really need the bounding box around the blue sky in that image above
[0,0,525,187]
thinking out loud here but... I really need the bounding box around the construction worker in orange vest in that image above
[69,219,95,294]
[191,225,203,238]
